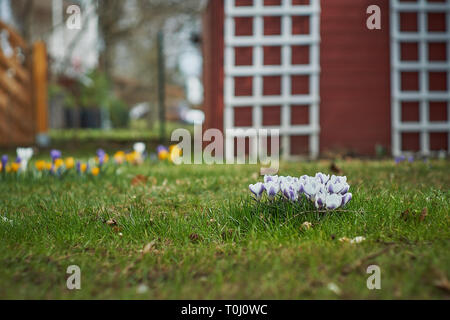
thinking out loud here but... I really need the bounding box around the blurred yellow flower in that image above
[169,145,182,163]
[11,162,20,172]
[65,157,75,169]
[158,150,169,161]
[45,162,52,171]
[91,167,100,176]
[35,160,46,171]
[114,151,125,164]
[126,151,142,165]
[54,158,64,169]
[80,163,87,173]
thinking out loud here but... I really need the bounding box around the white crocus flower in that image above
[264,175,278,184]
[249,182,265,201]
[325,193,343,210]
[133,142,146,155]
[264,181,280,201]
[342,193,352,206]
[315,192,327,209]
[16,147,33,172]
[315,172,330,184]
[304,178,320,199]
[249,173,352,210]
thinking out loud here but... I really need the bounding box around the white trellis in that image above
[224,0,321,160]
[390,0,450,156]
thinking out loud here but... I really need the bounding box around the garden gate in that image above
[0,21,47,147]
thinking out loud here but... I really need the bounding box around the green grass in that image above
[49,122,193,144]
[0,159,449,299]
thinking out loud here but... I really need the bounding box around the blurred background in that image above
[0,0,205,153]
[0,0,448,159]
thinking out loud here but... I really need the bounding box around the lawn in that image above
[0,158,449,299]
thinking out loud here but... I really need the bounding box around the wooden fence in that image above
[0,21,48,147]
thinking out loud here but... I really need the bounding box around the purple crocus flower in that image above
[1,154,8,172]
[1,155,8,169]
[50,149,62,162]
[395,155,406,164]
[97,149,106,166]
[15,156,21,164]
[157,145,169,154]
[76,161,81,174]
[408,155,414,163]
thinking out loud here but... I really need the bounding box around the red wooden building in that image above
[202,0,450,158]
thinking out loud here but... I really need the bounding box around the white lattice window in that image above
[224,0,321,160]
[390,0,450,156]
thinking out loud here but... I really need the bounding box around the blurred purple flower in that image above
[50,149,62,162]
[157,145,169,154]
[97,149,106,166]
[1,155,7,169]
[395,155,406,164]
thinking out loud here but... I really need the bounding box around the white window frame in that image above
[224,0,321,160]
[390,0,450,156]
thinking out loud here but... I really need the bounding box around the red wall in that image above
[320,0,392,155]
[203,0,394,156]
[202,0,225,133]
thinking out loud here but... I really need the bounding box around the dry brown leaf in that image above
[401,209,410,221]
[434,277,450,293]
[419,208,428,222]
[131,175,148,186]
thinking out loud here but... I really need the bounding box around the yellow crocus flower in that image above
[91,167,100,176]
[114,151,125,164]
[65,157,75,169]
[11,162,20,172]
[35,160,46,171]
[45,162,52,171]
[158,150,169,161]
[54,158,64,169]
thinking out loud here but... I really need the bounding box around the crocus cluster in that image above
[395,155,414,164]
[1,142,183,179]
[249,173,353,210]
[157,145,182,162]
